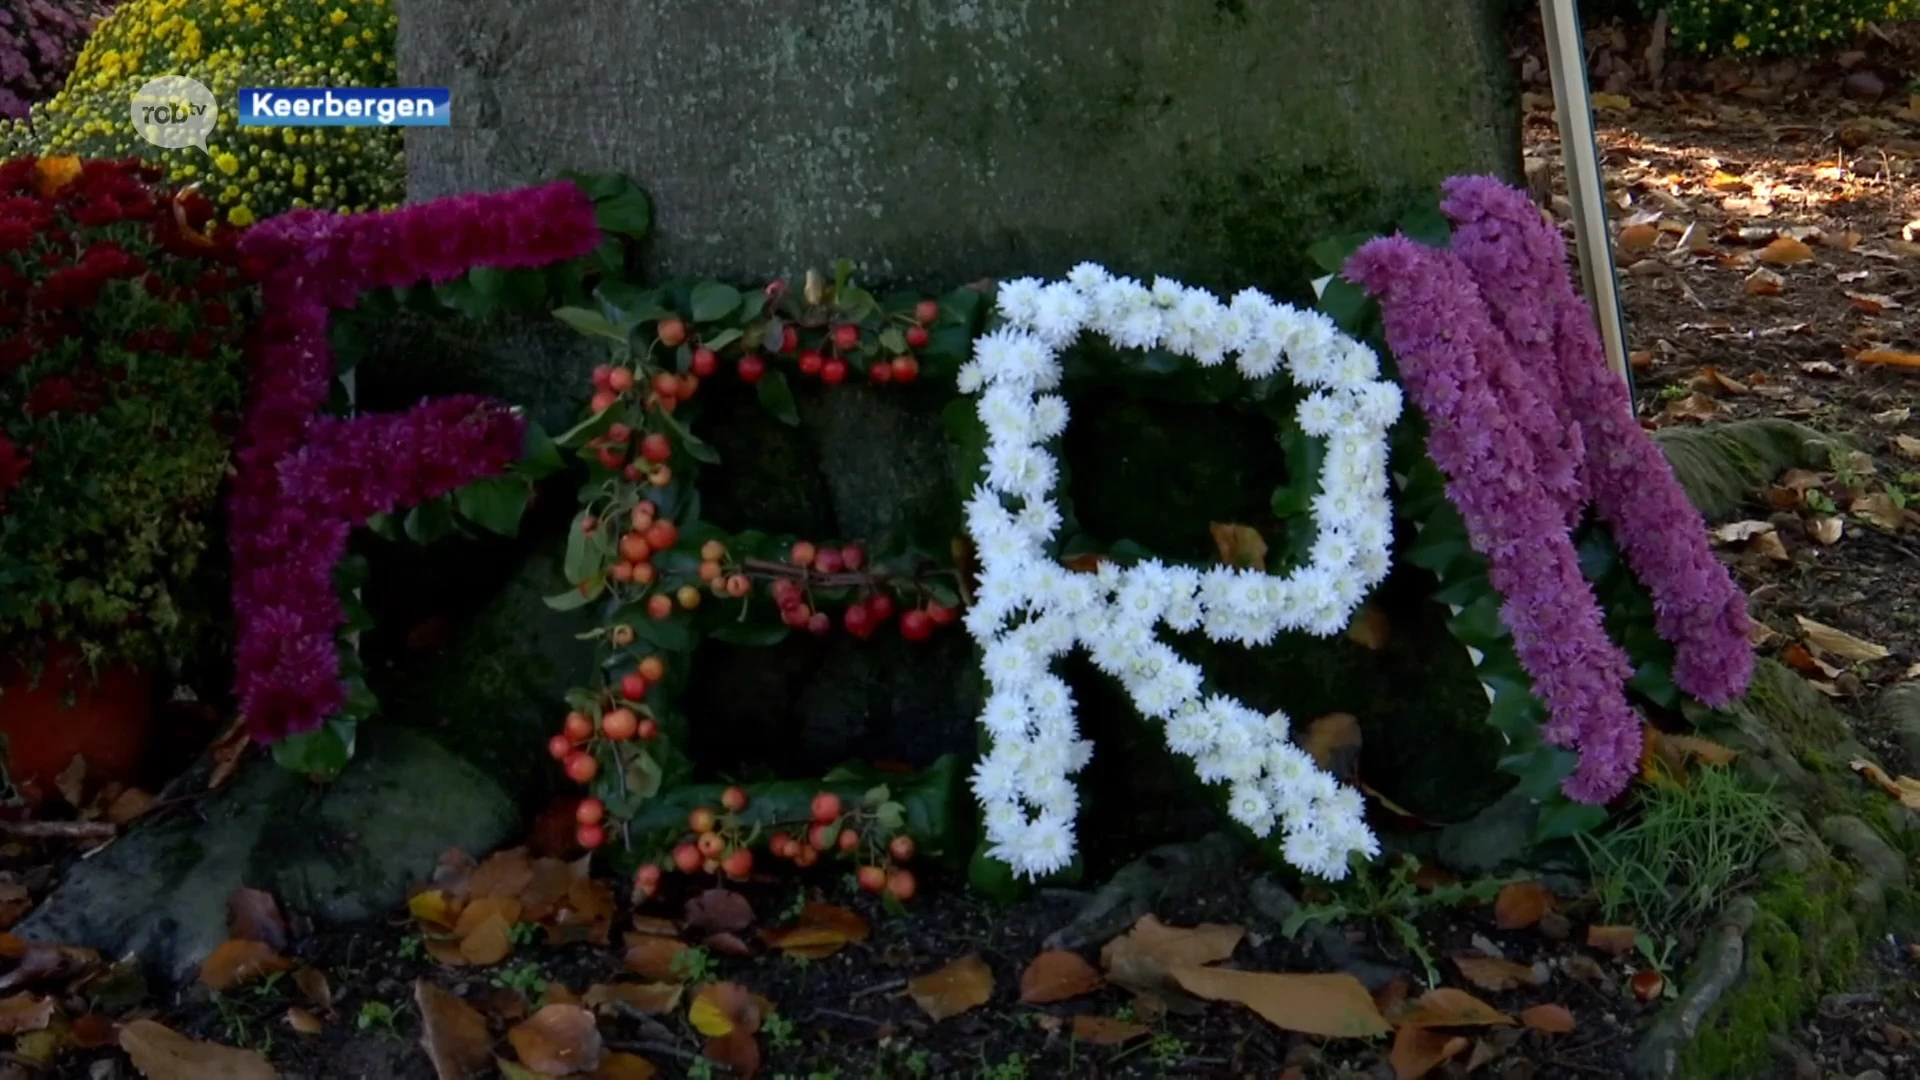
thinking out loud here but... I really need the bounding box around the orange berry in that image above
[630,562,657,585]
[676,585,702,610]
[792,845,819,868]
[856,865,887,894]
[697,832,726,858]
[700,540,726,561]
[885,869,916,901]
[629,503,655,530]
[721,786,748,812]
[611,624,635,647]
[619,533,652,562]
[590,390,617,413]
[644,520,678,551]
[689,807,716,834]
[648,465,673,487]
[769,831,794,859]
[672,844,703,873]
[576,824,605,849]
[721,848,753,880]
[563,711,593,742]
[658,318,687,347]
[638,655,666,682]
[547,735,572,760]
[651,372,679,399]
[576,798,606,826]
[637,718,659,740]
[647,594,673,620]
[725,574,751,598]
[790,541,817,567]
[608,367,635,392]
[564,751,599,784]
[602,707,639,741]
[837,828,859,853]
[610,561,634,583]
[698,560,722,582]
[811,792,842,824]
[889,834,915,862]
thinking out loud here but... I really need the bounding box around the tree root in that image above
[1041,833,1240,952]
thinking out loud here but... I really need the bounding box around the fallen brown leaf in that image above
[1808,516,1845,545]
[1630,969,1666,1001]
[1662,392,1721,422]
[1691,367,1749,395]
[1757,236,1814,265]
[1711,520,1775,544]
[508,1004,604,1076]
[759,903,869,960]
[1851,759,1920,810]
[1752,530,1790,561]
[1592,92,1632,112]
[199,939,294,993]
[1346,604,1391,650]
[1850,492,1906,531]
[1780,642,1842,679]
[1743,267,1784,296]
[591,1052,658,1079]
[70,1011,114,1048]
[1390,1025,1471,1080]
[622,934,688,982]
[227,888,288,949]
[1663,734,1739,766]
[583,982,683,1017]
[284,1007,323,1036]
[1071,1014,1150,1045]
[630,915,679,938]
[1796,615,1890,662]
[1303,713,1363,782]
[1522,1003,1576,1034]
[0,884,31,931]
[54,756,86,807]
[1101,916,1244,995]
[550,874,616,947]
[1492,882,1552,931]
[1018,950,1103,1005]
[1618,222,1660,255]
[0,994,53,1035]
[459,912,514,967]
[119,1018,277,1080]
[468,847,537,901]
[105,786,156,825]
[1894,435,1920,462]
[1586,925,1640,957]
[1847,292,1902,315]
[293,966,331,1012]
[1395,988,1513,1029]
[1452,955,1541,992]
[416,979,493,1080]
[682,889,754,936]
[205,718,250,791]
[909,954,995,1022]
[1170,967,1389,1038]
[1858,349,1920,369]
[1209,522,1268,570]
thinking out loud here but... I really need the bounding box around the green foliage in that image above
[1578,765,1784,933]
[1281,855,1511,986]
[0,157,248,675]
[2,0,405,220]
[1650,0,1915,55]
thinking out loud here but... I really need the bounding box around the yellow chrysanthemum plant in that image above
[0,0,405,222]
[1656,0,1917,55]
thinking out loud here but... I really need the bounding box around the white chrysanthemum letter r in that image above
[961,264,1403,882]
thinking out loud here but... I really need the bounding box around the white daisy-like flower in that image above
[995,277,1046,326]
[1030,395,1070,440]
[1029,282,1092,349]
[981,693,1034,741]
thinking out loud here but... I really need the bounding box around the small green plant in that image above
[1650,0,1918,56]
[508,921,541,947]
[764,1011,798,1052]
[687,1059,717,1080]
[1658,384,1691,401]
[974,1055,1028,1080]
[903,1049,932,1078]
[1148,1032,1188,1065]
[1283,855,1510,986]
[356,1000,399,1034]
[491,962,546,997]
[1806,489,1838,515]
[397,934,423,961]
[672,945,717,983]
[1578,764,1784,933]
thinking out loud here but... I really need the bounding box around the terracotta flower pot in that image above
[0,643,153,802]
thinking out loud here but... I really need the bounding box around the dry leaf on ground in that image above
[0,994,53,1034]
[1169,967,1389,1038]
[1894,434,1920,462]
[1018,950,1103,1004]
[683,889,754,936]
[1303,713,1363,781]
[1394,988,1513,1029]
[105,786,156,825]
[1493,882,1552,930]
[1071,1015,1149,1045]
[1521,1003,1576,1033]
[1390,1025,1471,1080]
[227,888,288,949]
[1857,349,1920,369]
[622,934,688,982]
[1758,236,1814,264]
[508,1003,604,1076]
[591,1053,658,1079]
[1585,925,1640,956]
[1796,616,1890,662]
[408,890,457,931]
[1452,956,1541,992]
[415,979,493,1080]
[759,903,869,960]
[199,940,294,993]
[584,982,683,1017]
[1346,604,1391,649]
[909,954,995,1022]
[1710,520,1775,544]
[1209,522,1268,569]
[1631,969,1666,1001]
[1100,915,1244,994]
[293,967,332,1012]
[1851,759,1920,810]
[688,982,766,1079]
[119,1018,277,1080]
[1808,515,1845,545]
[284,1007,323,1036]
[1743,268,1784,296]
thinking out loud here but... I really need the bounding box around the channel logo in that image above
[130,75,218,153]
[238,87,450,127]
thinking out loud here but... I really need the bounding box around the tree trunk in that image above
[398,0,1520,291]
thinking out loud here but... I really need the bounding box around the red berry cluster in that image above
[771,540,959,642]
[631,788,917,903]
[731,294,939,388]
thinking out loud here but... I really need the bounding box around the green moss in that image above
[1654,419,1841,521]
[1682,868,1861,1078]
[1735,659,1852,762]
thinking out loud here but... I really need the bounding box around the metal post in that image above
[1540,0,1633,388]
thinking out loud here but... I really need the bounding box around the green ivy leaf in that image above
[618,610,694,651]
[553,306,629,344]
[1269,424,1326,518]
[563,512,608,584]
[755,369,800,427]
[879,327,908,355]
[1534,799,1607,842]
[1306,231,1378,275]
[703,328,743,353]
[657,410,721,464]
[362,512,401,541]
[454,476,530,536]
[272,719,357,778]
[690,281,743,323]
[519,423,565,479]
[404,498,456,544]
[1398,196,1453,249]
[597,281,672,324]
[545,582,602,612]
[1316,277,1373,334]
[623,745,664,800]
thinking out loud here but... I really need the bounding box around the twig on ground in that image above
[0,821,116,841]
[605,1041,720,1069]
[847,977,907,1001]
